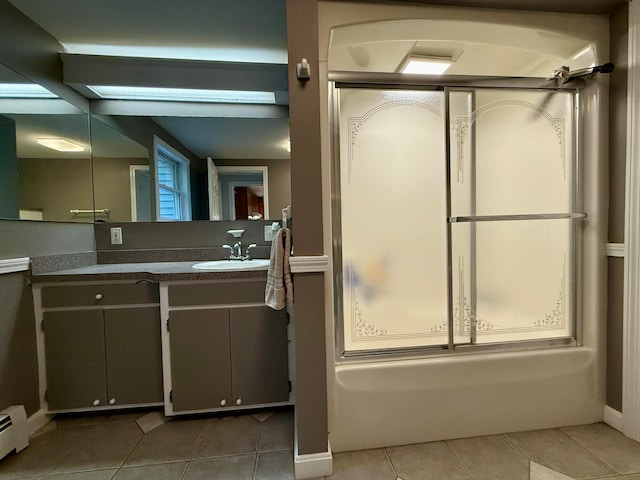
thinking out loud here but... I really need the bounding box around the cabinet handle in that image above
[92,399,100,406]
[95,293,103,300]
[220,399,227,407]
[109,398,116,405]
[235,398,242,406]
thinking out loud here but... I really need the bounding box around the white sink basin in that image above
[192,259,270,271]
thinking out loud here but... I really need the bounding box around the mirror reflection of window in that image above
[153,136,191,221]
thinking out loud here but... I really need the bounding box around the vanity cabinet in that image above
[37,282,163,412]
[163,281,290,415]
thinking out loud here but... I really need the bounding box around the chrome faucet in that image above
[233,242,243,258]
[222,242,257,261]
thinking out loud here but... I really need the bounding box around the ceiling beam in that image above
[61,53,289,94]
[90,99,289,118]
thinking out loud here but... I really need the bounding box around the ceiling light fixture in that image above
[37,138,85,152]
[0,83,57,98]
[401,56,453,75]
[88,85,276,104]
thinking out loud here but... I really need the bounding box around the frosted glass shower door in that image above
[338,89,452,352]
[450,89,576,343]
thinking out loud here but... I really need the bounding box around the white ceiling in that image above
[6,0,288,64]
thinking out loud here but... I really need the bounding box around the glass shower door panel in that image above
[339,88,449,352]
[452,219,573,343]
[450,89,574,217]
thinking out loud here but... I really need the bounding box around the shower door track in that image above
[329,71,590,91]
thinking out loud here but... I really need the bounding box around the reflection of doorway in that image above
[130,165,151,221]
[216,166,269,220]
[231,183,264,220]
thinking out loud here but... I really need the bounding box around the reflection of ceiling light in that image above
[401,56,453,75]
[63,44,287,64]
[286,140,291,153]
[37,138,85,152]
[0,83,57,98]
[87,85,276,104]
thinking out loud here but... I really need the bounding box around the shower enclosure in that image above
[333,82,582,357]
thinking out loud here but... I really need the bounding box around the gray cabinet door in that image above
[230,307,289,406]
[169,309,232,412]
[104,307,163,406]
[43,310,107,410]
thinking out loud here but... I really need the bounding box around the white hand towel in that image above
[265,227,293,310]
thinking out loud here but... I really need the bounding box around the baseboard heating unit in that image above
[0,405,28,460]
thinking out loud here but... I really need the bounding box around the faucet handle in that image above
[246,243,257,259]
[222,244,234,259]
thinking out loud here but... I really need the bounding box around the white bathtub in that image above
[329,347,602,451]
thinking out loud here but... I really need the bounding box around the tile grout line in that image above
[252,420,264,480]
[178,416,212,480]
[500,432,538,479]
[444,440,477,480]
[116,420,148,474]
[558,427,627,477]
[383,447,400,479]
[502,433,532,463]
[190,417,211,460]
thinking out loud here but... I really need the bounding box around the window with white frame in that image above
[153,137,191,221]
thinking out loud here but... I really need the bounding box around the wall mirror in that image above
[0,64,93,223]
[0,76,291,225]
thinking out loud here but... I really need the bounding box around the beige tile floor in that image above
[1,408,640,480]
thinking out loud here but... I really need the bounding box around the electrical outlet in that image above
[264,225,276,242]
[110,227,123,245]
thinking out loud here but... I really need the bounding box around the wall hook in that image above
[296,58,311,81]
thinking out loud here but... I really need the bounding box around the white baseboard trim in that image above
[294,441,333,479]
[604,405,623,432]
[27,409,53,437]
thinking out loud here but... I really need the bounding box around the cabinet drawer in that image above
[41,283,159,308]
[169,281,265,306]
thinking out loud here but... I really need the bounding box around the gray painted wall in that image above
[608,257,625,411]
[19,157,94,223]
[0,273,39,415]
[287,0,329,456]
[93,156,149,223]
[94,219,275,252]
[0,116,19,219]
[606,5,628,412]
[0,221,94,260]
